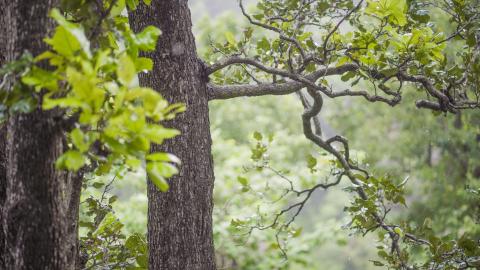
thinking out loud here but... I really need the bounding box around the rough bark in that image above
[0,1,81,269]
[0,125,6,268]
[129,1,216,269]
[0,7,8,269]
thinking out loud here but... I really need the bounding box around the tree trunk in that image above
[0,125,6,268]
[129,1,216,269]
[0,1,81,269]
[0,8,8,269]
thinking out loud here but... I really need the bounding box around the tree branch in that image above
[207,63,357,100]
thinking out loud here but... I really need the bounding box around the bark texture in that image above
[129,1,216,269]
[0,1,81,269]
[0,125,6,268]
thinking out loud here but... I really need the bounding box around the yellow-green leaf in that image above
[117,54,136,86]
[146,162,174,192]
[56,150,86,171]
[225,31,236,45]
[366,0,408,26]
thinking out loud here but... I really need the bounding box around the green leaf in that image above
[49,9,91,57]
[237,176,248,186]
[134,26,162,52]
[307,154,317,171]
[117,54,136,86]
[108,196,118,204]
[253,131,263,141]
[143,125,180,144]
[341,71,356,82]
[292,227,303,238]
[92,182,105,188]
[146,162,178,192]
[109,0,126,17]
[56,150,85,171]
[71,128,90,152]
[257,37,271,51]
[366,0,408,26]
[94,49,112,71]
[66,67,94,99]
[458,234,477,255]
[157,162,178,178]
[93,212,117,236]
[126,157,142,168]
[148,172,168,192]
[45,26,80,58]
[21,66,58,92]
[126,0,139,10]
[394,227,404,237]
[371,260,385,266]
[244,27,253,40]
[135,57,154,72]
[124,87,170,119]
[225,31,236,45]
[378,250,389,259]
[379,68,398,77]
[125,233,147,253]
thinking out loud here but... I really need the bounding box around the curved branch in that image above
[398,72,456,113]
[208,63,357,100]
[208,58,476,114]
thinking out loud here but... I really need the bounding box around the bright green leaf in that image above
[56,150,86,171]
[117,54,136,86]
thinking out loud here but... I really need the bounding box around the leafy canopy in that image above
[204,0,480,268]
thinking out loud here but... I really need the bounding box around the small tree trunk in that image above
[129,1,216,269]
[0,1,81,269]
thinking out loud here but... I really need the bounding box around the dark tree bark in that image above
[129,1,216,269]
[0,8,8,269]
[0,125,6,268]
[0,1,82,269]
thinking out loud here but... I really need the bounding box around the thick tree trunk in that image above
[0,8,8,269]
[0,125,6,268]
[0,1,81,269]
[129,1,216,269]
